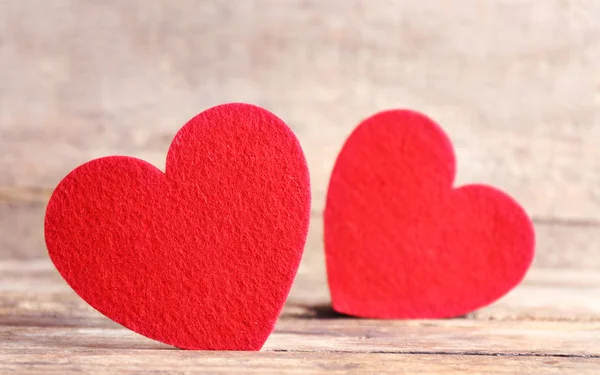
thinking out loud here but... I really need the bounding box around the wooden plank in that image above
[3,259,597,367]
[2,203,600,322]
[2,350,598,375]
[1,1,600,220]
[0,202,46,261]
[269,319,600,356]
[1,258,599,324]
[2,204,600,322]
[3,320,598,357]
[3,201,599,272]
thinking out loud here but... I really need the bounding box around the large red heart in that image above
[45,103,311,350]
[324,110,535,319]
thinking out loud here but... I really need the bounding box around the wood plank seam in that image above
[269,349,600,359]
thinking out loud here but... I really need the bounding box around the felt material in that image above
[324,109,535,319]
[45,103,311,350]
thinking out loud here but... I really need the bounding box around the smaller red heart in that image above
[45,103,311,350]
[324,110,535,319]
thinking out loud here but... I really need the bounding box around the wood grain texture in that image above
[2,209,599,372]
[3,350,599,375]
[1,0,600,220]
[3,320,599,357]
[1,256,600,326]
[3,258,598,373]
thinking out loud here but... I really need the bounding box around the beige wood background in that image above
[1,1,600,374]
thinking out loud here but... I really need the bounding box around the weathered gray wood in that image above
[0,202,46,260]
[270,320,600,357]
[1,260,599,372]
[3,320,599,357]
[1,258,600,324]
[1,1,600,220]
[2,350,599,375]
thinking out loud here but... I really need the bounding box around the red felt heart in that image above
[45,103,311,350]
[324,110,535,319]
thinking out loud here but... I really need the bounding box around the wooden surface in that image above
[1,1,600,373]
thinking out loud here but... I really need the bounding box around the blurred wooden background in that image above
[1,1,600,373]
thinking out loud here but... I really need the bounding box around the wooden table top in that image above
[2,1,600,373]
[2,212,599,374]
